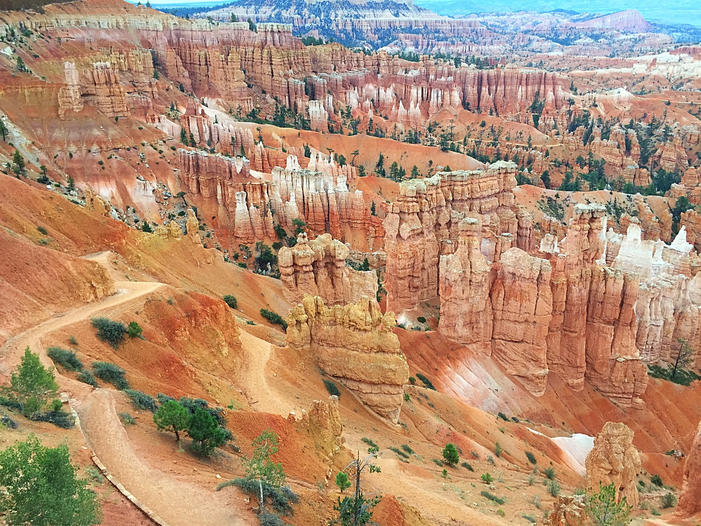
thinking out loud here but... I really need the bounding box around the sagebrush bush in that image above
[461,461,474,472]
[31,410,75,429]
[47,347,83,371]
[661,493,676,509]
[91,317,127,348]
[124,389,156,412]
[229,478,298,516]
[77,370,98,387]
[547,480,561,497]
[92,362,129,390]
[543,466,556,480]
[651,474,663,487]
[480,490,505,504]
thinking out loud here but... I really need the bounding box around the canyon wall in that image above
[384,161,520,313]
[286,295,409,423]
[678,420,701,516]
[385,165,700,406]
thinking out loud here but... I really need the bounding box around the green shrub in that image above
[543,467,556,480]
[69,335,79,346]
[47,347,83,371]
[417,316,426,323]
[31,410,75,429]
[223,295,238,309]
[401,444,414,455]
[650,474,663,487]
[416,373,435,390]
[91,317,127,348]
[408,376,416,385]
[526,451,537,464]
[442,443,459,465]
[2,347,58,418]
[522,514,536,523]
[547,480,561,497]
[226,478,298,516]
[127,321,143,339]
[119,412,135,425]
[461,461,474,471]
[497,412,508,421]
[124,390,156,412]
[480,490,505,504]
[496,508,505,517]
[92,362,129,390]
[661,492,676,509]
[36,225,48,235]
[389,446,409,460]
[323,379,340,397]
[495,442,502,457]
[481,472,493,484]
[260,309,287,330]
[77,370,98,388]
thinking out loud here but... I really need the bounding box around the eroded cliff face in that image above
[585,422,642,508]
[384,161,519,312]
[278,233,377,306]
[384,166,701,405]
[490,247,553,397]
[286,295,408,423]
[678,420,701,517]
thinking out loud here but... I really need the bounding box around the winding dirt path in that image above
[0,252,248,525]
[77,389,246,526]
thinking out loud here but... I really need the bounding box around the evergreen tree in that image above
[2,347,58,418]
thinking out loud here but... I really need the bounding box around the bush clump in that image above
[480,490,505,504]
[124,389,156,412]
[461,461,474,472]
[260,309,288,330]
[77,370,98,388]
[525,451,537,464]
[228,478,299,516]
[127,321,143,339]
[481,472,493,484]
[650,474,663,487]
[91,317,127,348]
[323,379,340,397]
[415,373,435,390]
[47,347,83,371]
[223,295,238,309]
[543,466,556,480]
[92,362,129,390]
[661,492,676,509]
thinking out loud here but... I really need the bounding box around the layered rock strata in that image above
[278,233,377,305]
[384,161,519,312]
[585,422,642,508]
[286,295,409,423]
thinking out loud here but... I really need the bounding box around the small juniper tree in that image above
[153,400,191,444]
[442,443,459,466]
[187,407,229,456]
[336,471,351,493]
